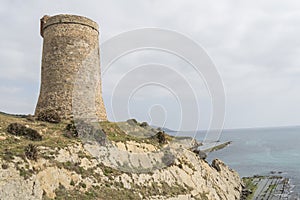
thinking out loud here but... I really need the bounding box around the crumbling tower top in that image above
[40,14,99,37]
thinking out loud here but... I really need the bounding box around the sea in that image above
[171,126,300,198]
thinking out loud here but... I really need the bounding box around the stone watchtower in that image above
[35,14,107,121]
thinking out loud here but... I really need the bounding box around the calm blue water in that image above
[172,126,300,196]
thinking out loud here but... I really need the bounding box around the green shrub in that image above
[139,122,149,127]
[24,128,42,141]
[25,144,38,161]
[64,121,78,138]
[155,131,168,144]
[1,163,9,169]
[7,123,26,136]
[70,179,75,186]
[7,123,42,141]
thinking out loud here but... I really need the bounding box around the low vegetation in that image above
[7,123,42,141]
[0,112,201,199]
[24,144,38,161]
[242,177,258,200]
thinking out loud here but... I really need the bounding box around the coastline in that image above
[241,174,294,200]
[199,140,297,199]
[204,140,299,199]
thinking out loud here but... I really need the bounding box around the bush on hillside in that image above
[7,123,42,141]
[25,144,38,161]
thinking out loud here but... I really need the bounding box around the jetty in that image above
[242,175,295,200]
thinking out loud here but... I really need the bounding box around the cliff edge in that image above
[0,112,242,200]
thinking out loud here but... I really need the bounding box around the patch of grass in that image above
[0,112,77,162]
[2,149,15,162]
[267,184,276,193]
[0,112,173,163]
[242,177,258,200]
[54,183,141,200]
[17,166,34,180]
[97,163,122,177]
[100,121,170,148]
[77,150,88,159]
[56,161,86,177]
[100,121,134,143]
[136,182,188,198]
[98,187,141,200]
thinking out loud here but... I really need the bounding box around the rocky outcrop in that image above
[0,113,242,199]
[0,142,241,200]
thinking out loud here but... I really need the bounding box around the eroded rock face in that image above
[0,141,241,200]
[0,165,43,200]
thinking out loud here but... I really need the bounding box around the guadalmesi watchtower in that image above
[35,14,107,121]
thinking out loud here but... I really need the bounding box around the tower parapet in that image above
[35,14,107,121]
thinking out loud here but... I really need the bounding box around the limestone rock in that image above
[0,114,242,200]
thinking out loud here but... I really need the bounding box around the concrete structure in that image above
[35,14,107,121]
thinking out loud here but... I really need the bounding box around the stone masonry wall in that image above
[35,14,107,121]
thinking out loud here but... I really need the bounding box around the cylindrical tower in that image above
[35,14,107,121]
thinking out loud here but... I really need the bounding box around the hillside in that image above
[0,112,242,200]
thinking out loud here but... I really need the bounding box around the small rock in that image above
[193,149,207,160]
[126,119,138,125]
[212,159,223,172]
[0,136,6,141]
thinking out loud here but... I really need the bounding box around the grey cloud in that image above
[0,0,299,129]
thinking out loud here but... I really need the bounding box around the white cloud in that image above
[0,0,299,129]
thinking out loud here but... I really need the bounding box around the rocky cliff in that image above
[0,112,242,200]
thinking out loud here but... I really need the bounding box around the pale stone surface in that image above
[125,141,158,153]
[150,195,195,200]
[36,167,75,198]
[138,151,241,200]
[0,135,6,141]
[0,140,241,200]
[119,173,132,189]
[84,141,241,199]
[0,166,43,200]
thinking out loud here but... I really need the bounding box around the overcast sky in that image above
[0,0,300,130]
